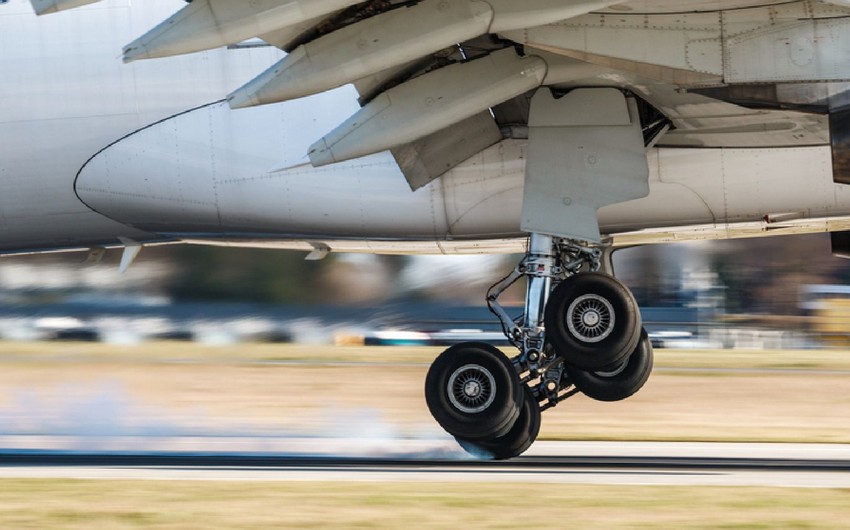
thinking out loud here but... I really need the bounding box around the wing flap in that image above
[392,111,503,191]
[307,49,547,167]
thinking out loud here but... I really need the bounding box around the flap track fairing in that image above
[228,0,620,109]
[122,0,361,62]
[227,0,494,109]
[307,48,547,166]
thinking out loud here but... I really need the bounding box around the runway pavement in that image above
[1,440,848,488]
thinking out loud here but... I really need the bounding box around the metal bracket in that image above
[117,237,142,274]
[81,247,106,266]
[305,242,331,261]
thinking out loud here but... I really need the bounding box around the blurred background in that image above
[1,233,849,456]
[0,233,848,349]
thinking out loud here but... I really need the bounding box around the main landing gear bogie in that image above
[424,234,655,459]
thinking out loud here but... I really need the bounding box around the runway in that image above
[1,441,848,488]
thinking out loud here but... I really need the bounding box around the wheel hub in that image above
[582,310,601,327]
[463,380,482,399]
[567,294,615,343]
[447,364,496,414]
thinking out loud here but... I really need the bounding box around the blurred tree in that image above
[700,234,846,315]
[711,254,748,313]
[615,233,850,315]
[319,254,408,304]
[165,246,328,304]
[622,246,666,307]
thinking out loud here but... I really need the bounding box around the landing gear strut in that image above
[424,234,653,459]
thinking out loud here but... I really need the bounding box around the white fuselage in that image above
[0,0,282,252]
[3,0,850,256]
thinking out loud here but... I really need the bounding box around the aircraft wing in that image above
[33,0,850,188]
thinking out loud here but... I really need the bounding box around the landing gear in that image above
[424,342,524,440]
[545,272,641,370]
[454,386,541,460]
[424,233,654,459]
[565,328,654,402]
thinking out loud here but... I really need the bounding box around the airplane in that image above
[3,0,850,459]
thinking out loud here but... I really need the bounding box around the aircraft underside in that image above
[9,0,850,458]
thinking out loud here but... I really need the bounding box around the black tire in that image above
[455,386,541,460]
[425,342,523,440]
[545,272,641,370]
[567,328,654,402]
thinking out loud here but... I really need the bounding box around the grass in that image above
[0,480,848,529]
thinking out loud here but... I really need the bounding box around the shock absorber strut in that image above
[520,233,555,372]
[487,234,609,409]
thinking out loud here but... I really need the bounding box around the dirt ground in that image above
[0,341,847,442]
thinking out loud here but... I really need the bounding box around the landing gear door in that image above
[521,88,649,243]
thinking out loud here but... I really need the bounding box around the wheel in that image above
[566,328,654,402]
[544,272,641,370]
[425,342,523,440]
[455,385,541,460]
